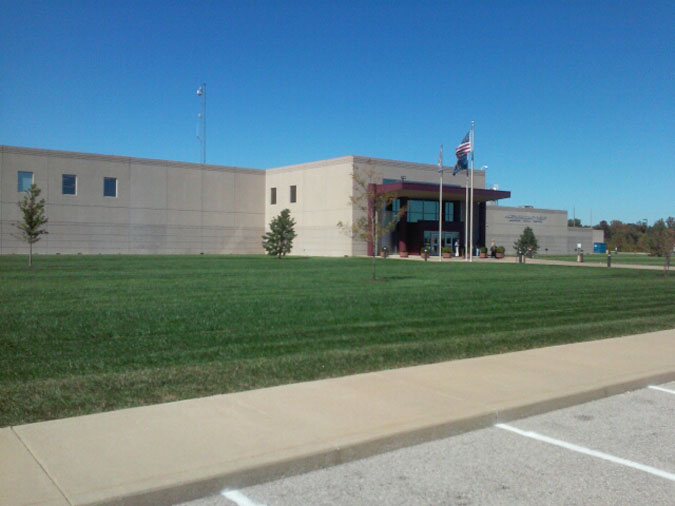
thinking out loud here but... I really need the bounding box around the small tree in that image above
[645,219,674,275]
[513,226,538,256]
[337,161,406,280]
[262,208,296,258]
[15,184,48,267]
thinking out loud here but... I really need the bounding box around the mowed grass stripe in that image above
[3,293,668,356]
[1,255,674,426]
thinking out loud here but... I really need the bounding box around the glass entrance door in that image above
[424,231,439,255]
[443,232,459,251]
[425,231,460,255]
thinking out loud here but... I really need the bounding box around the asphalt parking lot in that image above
[177,382,675,506]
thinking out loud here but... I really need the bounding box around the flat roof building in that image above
[1,145,597,257]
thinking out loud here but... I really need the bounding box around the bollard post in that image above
[607,251,611,268]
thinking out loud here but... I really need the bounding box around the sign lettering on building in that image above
[504,214,547,224]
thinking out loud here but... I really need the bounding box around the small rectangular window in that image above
[270,187,277,205]
[62,174,77,195]
[18,171,33,192]
[290,185,297,203]
[103,177,117,197]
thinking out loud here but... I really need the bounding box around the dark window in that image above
[62,174,77,195]
[444,201,454,222]
[290,185,297,203]
[18,171,33,192]
[407,200,438,223]
[103,177,117,197]
[271,187,277,205]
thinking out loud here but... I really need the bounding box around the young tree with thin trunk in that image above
[337,161,406,281]
[15,184,48,267]
[646,219,674,275]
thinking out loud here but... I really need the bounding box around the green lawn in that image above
[2,254,674,427]
[539,253,669,266]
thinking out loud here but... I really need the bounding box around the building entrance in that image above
[424,231,460,255]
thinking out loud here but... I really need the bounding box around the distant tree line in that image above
[594,217,675,256]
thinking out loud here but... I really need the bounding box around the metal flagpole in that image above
[469,121,475,263]
[438,145,443,260]
[464,172,469,260]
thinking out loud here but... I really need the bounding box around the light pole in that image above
[438,145,444,260]
[197,83,206,164]
[469,163,487,262]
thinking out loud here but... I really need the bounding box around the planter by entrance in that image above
[399,251,409,258]
[442,252,451,259]
[496,252,504,259]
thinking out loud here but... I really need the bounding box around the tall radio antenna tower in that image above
[196,83,206,164]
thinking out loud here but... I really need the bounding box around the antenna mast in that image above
[196,83,206,164]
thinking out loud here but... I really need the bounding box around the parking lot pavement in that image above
[177,382,675,506]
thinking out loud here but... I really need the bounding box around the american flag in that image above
[455,131,472,158]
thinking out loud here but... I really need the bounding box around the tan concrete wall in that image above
[567,227,596,254]
[263,156,487,258]
[265,157,355,256]
[362,156,486,188]
[5,146,555,259]
[486,206,597,255]
[486,205,570,254]
[592,229,605,244]
[0,146,265,255]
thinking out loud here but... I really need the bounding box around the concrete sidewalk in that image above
[521,257,667,270]
[3,330,674,506]
[388,254,667,270]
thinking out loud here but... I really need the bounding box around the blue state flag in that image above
[453,154,468,175]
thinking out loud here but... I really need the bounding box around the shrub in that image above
[262,209,296,258]
[514,226,538,254]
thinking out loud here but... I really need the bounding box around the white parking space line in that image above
[495,423,675,482]
[221,489,267,506]
[648,385,675,395]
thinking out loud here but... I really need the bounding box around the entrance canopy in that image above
[375,181,510,203]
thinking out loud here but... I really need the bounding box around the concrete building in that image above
[0,146,264,255]
[485,204,599,255]
[265,155,509,257]
[1,145,596,257]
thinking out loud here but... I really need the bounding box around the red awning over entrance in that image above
[374,181,510,202]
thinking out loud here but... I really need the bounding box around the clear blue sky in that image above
[1,1,672,224]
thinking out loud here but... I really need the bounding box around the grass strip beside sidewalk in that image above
[2,254,674,426]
